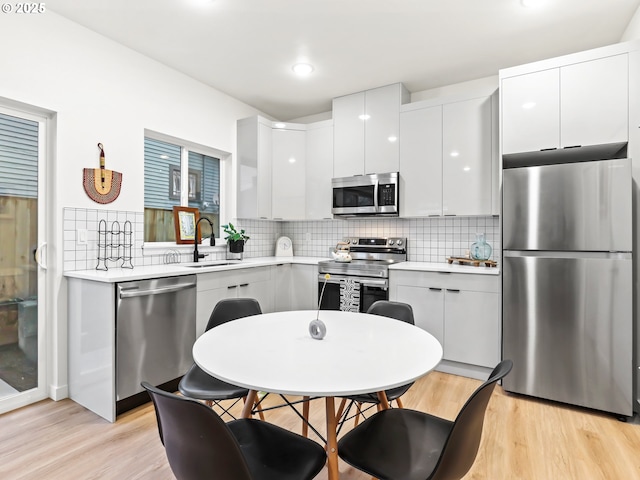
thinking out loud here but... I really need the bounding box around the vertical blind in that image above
[0,113,38,198]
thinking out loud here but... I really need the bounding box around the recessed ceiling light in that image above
[289,157,296,163]
[388,136,398,142]
[274,123,286,128]
[292,63,314,76]
[463,166,471,172]
[358,114,371,120]
[521,0,544,7]
[450,151,460,157]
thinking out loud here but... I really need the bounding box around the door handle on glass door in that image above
[34,242,47,270]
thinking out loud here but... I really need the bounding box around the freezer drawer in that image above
[503,158,631,252]
[502,253,633,416]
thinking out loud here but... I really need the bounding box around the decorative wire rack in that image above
[96,219,134,271]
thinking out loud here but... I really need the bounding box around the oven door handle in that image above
[318,274,388,288]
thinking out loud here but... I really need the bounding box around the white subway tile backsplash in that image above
[64,207,500,272]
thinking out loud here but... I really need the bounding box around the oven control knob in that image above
[396,239,403,246]
[388,239,395,245]
[352,238,358,245]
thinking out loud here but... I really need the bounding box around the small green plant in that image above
[222,222,250,242]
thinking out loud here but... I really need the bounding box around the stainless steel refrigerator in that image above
[502,157,633,417]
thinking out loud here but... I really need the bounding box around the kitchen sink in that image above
[181,260,242,268]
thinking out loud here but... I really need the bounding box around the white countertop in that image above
[390,261,500,275]
[63,256,323,283]
[64,256,499,283]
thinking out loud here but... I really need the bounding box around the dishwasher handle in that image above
[119,282,196,299]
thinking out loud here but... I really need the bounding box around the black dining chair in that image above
[336,300,417,427]
[179,297,264,420]
[142,382,327,480]
[337,359,513,480]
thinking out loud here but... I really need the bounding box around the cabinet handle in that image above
[446,289,460,293]
[239,283,249,287]
[227,285,237,289]
[429,287,442,291]
[563,145,581,149]
[539,147,557,151]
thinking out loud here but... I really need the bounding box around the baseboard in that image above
[49,383,68,401]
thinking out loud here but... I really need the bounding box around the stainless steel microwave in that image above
[332,172,399,217]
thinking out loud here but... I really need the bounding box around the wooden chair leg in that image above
[336,398,347,420]
[353,402,363,426]
[241,394,265,420]
[395,397,404,408]
[302,396,310,437]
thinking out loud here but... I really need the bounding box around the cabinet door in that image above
[561,54,628,148]
[273,264,291,311]
[396,284,444,345]
[442,97,492,215]
[196,286,238,337]
[365,84,401,174]
[272,128,306,220]
[237,118,272,219]
[306,122,334,220]
[333,92,365,177]
[501,69,560,154]
[290,264,318,311]
[399,106,443,216]
[443,289,500,367]
[239,280,274,314]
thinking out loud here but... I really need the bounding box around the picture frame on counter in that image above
[172,206,200,244]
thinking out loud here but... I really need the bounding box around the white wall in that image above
[0,12,266,400]
[622,4,640,41]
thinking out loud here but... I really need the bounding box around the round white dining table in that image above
[193,310,443,480]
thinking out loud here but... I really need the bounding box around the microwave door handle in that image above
[374,180,379,211]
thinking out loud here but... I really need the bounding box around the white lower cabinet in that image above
[390,270,500,374]
[273,263,318,311]
[290,264,318,310]
[196,267,274,336]
[273,263,292,311]
[442,288,500,368]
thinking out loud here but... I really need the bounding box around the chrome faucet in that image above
[193,217,215,262]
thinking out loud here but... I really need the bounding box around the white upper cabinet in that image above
[305,120,334,220]
[442,97,493,216]
[399,94,496,217]
[364,84,405,174]
[502,69,560,155]
[333,91,365,177]
[333,83,409,177]
[502,53,629,155]
[237,116,272,219]
[272,127,306,220]
[560,54,628,148]
[399,105,443,217]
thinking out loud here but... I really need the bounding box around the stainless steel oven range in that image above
[317,237,407,312]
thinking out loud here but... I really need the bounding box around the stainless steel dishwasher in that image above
[116,275,196,413]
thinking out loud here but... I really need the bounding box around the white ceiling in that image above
[47,0,639,121]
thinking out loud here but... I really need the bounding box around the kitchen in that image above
[1,0,640,478]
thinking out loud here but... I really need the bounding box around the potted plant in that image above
[222,222,250,253]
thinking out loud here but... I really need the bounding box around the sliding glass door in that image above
[0,106,47,412]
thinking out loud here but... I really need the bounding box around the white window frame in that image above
[143,129,231,253]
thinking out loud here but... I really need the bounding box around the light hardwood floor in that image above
[1,371,639,479]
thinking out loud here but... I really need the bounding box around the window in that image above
[144,136,220,243]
